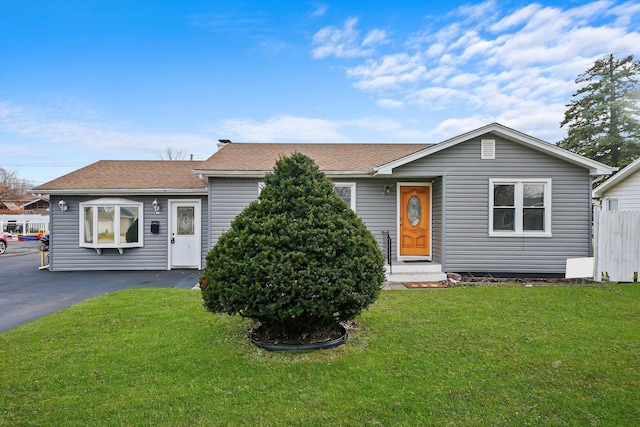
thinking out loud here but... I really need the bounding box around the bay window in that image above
[80,198,144,253]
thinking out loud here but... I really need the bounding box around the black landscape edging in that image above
[249,324,347,352]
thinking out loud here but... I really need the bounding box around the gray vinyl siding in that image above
[392,135,592,274]
[209,178,261,248]
[338,179,397,261]
[49,195,206,271]
[431,176,443,265]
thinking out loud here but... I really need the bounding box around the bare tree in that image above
[160,147,187,160]
[0,168,31,201]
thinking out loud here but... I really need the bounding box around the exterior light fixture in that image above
[152,198,160,214]
[58,199,68,211]
[384,185,392,195]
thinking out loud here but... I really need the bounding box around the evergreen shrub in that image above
[200,153,385,336]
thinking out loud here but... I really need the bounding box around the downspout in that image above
[441,174,447,272]
[590,174,599,281]
[589,175,595,256]
[593,199,601,281]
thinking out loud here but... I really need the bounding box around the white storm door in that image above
[169,200,201,269]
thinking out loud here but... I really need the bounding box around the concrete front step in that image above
[385,272,448,283]
[385,261,442,274]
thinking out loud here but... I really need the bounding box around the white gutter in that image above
[194,170,374,178]
[32,188,208,196]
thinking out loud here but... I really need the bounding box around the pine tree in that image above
[200,153,385,338]
[559,54,640,168]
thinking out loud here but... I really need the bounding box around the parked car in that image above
[0,232,7,255]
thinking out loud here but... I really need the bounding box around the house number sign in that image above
[407,196,421,226]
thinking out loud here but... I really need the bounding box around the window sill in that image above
[95,248,122,255]
[489,232,552,238]
[81,245,142,254]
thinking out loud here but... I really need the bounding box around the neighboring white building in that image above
[593,157,640,210]
[593,157,640,282]
[0,214,49,236]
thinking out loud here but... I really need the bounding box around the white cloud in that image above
[255,36,287,56]
[0,101,216,158]
[454,0,499,24]
[310,3,328,18]
[608,1,640,25]
[215,115,347,142]
[346,53,427,90]
[362,28,388,46]
[406,86,478,110]
[377,98,405,109]
[425,42,446,57]
[447,73,481,88]
[311,17,386,59]
[429,116,492,139]
[490,4,542,32]
[312,0,640,142]
[567,0,613,23]
[213,114,435,142]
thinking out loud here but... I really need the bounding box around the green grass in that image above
[1,285,639,426]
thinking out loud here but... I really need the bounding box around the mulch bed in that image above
[249,322,350,345]
[458,276,598,285]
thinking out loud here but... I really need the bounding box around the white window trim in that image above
[79,198,144,254]
[489,179,552,237]
[334,182,356,212]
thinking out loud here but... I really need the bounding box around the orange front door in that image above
[399,185,430,257]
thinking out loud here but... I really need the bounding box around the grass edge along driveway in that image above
[1,284,639,426]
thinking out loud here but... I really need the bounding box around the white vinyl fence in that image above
[595,210,640,282]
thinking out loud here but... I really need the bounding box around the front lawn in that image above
[1,285,639,426]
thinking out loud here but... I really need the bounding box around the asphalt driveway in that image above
[0,250,200,333]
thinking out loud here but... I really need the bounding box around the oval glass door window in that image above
[407,196,421,226]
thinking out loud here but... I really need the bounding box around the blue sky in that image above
[1,0,639,186]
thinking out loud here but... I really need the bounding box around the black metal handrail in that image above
[382,231,392,274]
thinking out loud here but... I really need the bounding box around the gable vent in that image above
[481,139,495,160]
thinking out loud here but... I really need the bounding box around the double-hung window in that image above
[80,198,144,253]
[334,183,356,211]
[489,179,551,236]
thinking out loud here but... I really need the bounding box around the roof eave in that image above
[193,170,272,178]
[194,169,373,178]
[325,170,373,178]
[593,157,640,197]
[32,188,208,196]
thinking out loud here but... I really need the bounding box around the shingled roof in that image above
[194,143,431,176]
[33,160,207,194]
